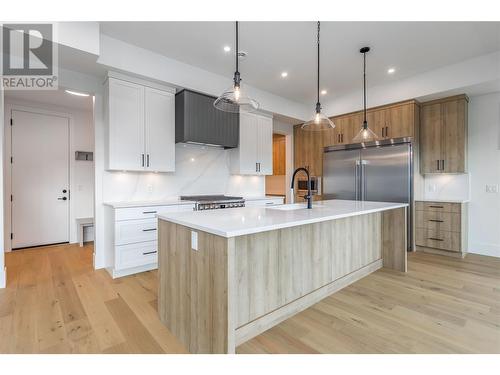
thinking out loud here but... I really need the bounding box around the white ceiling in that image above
[100,21,500,105]
[5,88,94,111]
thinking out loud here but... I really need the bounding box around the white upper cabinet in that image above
[105,75,175,172]
[145,87,175,172]
[230,112,273,175]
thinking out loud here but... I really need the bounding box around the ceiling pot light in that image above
[301,21,335,131]
[321,89,327,95]
[214,22,259,113]
[281,71,288,78]
[65,89,90,97]
[352,47,379,143]
[387,67,396,74]
[223,45,231,52]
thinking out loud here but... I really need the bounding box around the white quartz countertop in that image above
[104,198,195,208]
[416,198,470,204]
[158,199,408,238]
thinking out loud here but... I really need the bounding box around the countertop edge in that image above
[158,203,408,238]
[104,200,195,208]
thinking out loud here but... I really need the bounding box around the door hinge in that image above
[10,118,13,126]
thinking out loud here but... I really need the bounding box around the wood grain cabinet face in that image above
[420,95,468,174]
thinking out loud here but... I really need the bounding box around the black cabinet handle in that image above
[142,228,157,232]
[147,154,150,167]
[142,250,157,255]
[429,219,444,223]
[429,205,444,209]
[428,237,444,241]
[142,211,157,214]
[441,160,445,171]
[57,197,67,201]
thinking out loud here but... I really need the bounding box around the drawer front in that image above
[115,204,194,221]
[415,201,460,213]
[115,218,157,245]
[115,241,157,270]
[415,228,461,252]
[245,198,284,207]
[415,210,460,232]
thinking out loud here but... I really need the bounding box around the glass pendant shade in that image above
[352,122,379,142]
[213,83,259,113]
[301,111,335,131]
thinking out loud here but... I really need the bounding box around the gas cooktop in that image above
[180,195,245,211]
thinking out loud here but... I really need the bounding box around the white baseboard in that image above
[0,267,6,288]
[106,263,157,279]
[468,242,500,258]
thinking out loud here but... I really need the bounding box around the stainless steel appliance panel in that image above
[323,149,360,200]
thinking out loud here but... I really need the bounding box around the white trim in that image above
[3,103,74,251]
[0,267,5,288]
[106,71,176,94]
[106,263,157,279]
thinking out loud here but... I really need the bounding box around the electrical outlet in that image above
[147,184,154,193]
[486,184,499,193]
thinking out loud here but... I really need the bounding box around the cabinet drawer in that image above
[415,201,460,213]
[415,210,460,232]
[115,204,194,221]
[115,241,157,270]
[415,228,461,252]
[115,218,157,245]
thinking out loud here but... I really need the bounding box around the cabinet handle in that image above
[436,160,440,171]
[258,162,261,172]
[142,250,157,255]
[337,134,340,143]
[441,159,445,171]
[256,162,258,172]
[428,237,444,242]
[429,205,444,209]
[385,126,389,138]
[142,154,145,167]
[429,219,444,223]
[142,228,157,232]
[341,133,344,143]
[142,211,157,214]
[147,154,150,168]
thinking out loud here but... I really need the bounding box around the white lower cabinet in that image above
[105,202,195,278]
[245,197,284,207]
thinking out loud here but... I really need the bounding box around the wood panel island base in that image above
[157,200,408,353]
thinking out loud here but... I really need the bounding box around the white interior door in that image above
[11,109,70,249]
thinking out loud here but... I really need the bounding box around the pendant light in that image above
[214,21,259,113]
[301,21,335,131]
[352,46,379,143]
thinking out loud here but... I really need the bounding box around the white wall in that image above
[3,98,94,248]
[422,92,500,257]
[102,144,265,203]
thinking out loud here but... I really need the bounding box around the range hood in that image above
[175,89,239,149]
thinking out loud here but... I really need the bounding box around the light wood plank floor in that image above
[0,244,499,353]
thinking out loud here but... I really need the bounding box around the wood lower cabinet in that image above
[415,200,468,257]
[420,95,468,173]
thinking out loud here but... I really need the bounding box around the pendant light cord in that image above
[235,21,239,74]
[316,21,320,108]
[363,50,367,127]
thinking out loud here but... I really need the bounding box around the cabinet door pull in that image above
[341,133,344,143]
[256,162,258,172]
[337,134,340,143]
[142,228,157,232]
[385,126,389,138]
[429,219,444,223]
[441,159,445,171]
[147,154,150,168]
[429,205,444,209]
[142,211,157,214]
[142,154,145,167]
[436,160,440,170]
[142,250,157,255]
[428,237,444,241]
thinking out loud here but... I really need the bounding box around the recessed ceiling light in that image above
[281,71,288,78]
[65,89,89,97]
[223,46,231,52]
[321,89,327,95]
[387,68,396,74]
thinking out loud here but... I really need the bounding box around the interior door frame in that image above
[3,103,74,252]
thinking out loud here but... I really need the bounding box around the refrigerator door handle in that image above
[355,160,360,200]
[360,159,367,201]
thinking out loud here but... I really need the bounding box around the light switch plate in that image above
[191,231,198,251]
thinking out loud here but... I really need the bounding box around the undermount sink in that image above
[268,203,309,211]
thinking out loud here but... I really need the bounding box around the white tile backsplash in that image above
[102,144,265,202]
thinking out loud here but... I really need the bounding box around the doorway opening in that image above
[3,88,95,251]
[265,133,287,201]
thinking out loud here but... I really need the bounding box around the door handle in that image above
[57,197,67,201]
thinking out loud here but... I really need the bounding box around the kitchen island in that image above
[157,199,408,353]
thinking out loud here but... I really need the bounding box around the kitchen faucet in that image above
[290,167,313,209]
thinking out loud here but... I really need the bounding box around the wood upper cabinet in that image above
[293,125,324,176]
[366,102,416,140]
[420,95,468,174]
[272,134,286,175]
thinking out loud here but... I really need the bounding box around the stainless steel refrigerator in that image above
[323,137,413,250]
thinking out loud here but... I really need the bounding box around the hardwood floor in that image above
[0,243,499,353]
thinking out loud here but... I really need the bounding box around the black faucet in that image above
[290,167,313,209]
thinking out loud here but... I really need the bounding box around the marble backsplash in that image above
[102,143,265,202]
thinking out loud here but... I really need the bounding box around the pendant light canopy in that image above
[352,46,379,143]
[301,21,335,131]
[214,21,259,113]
